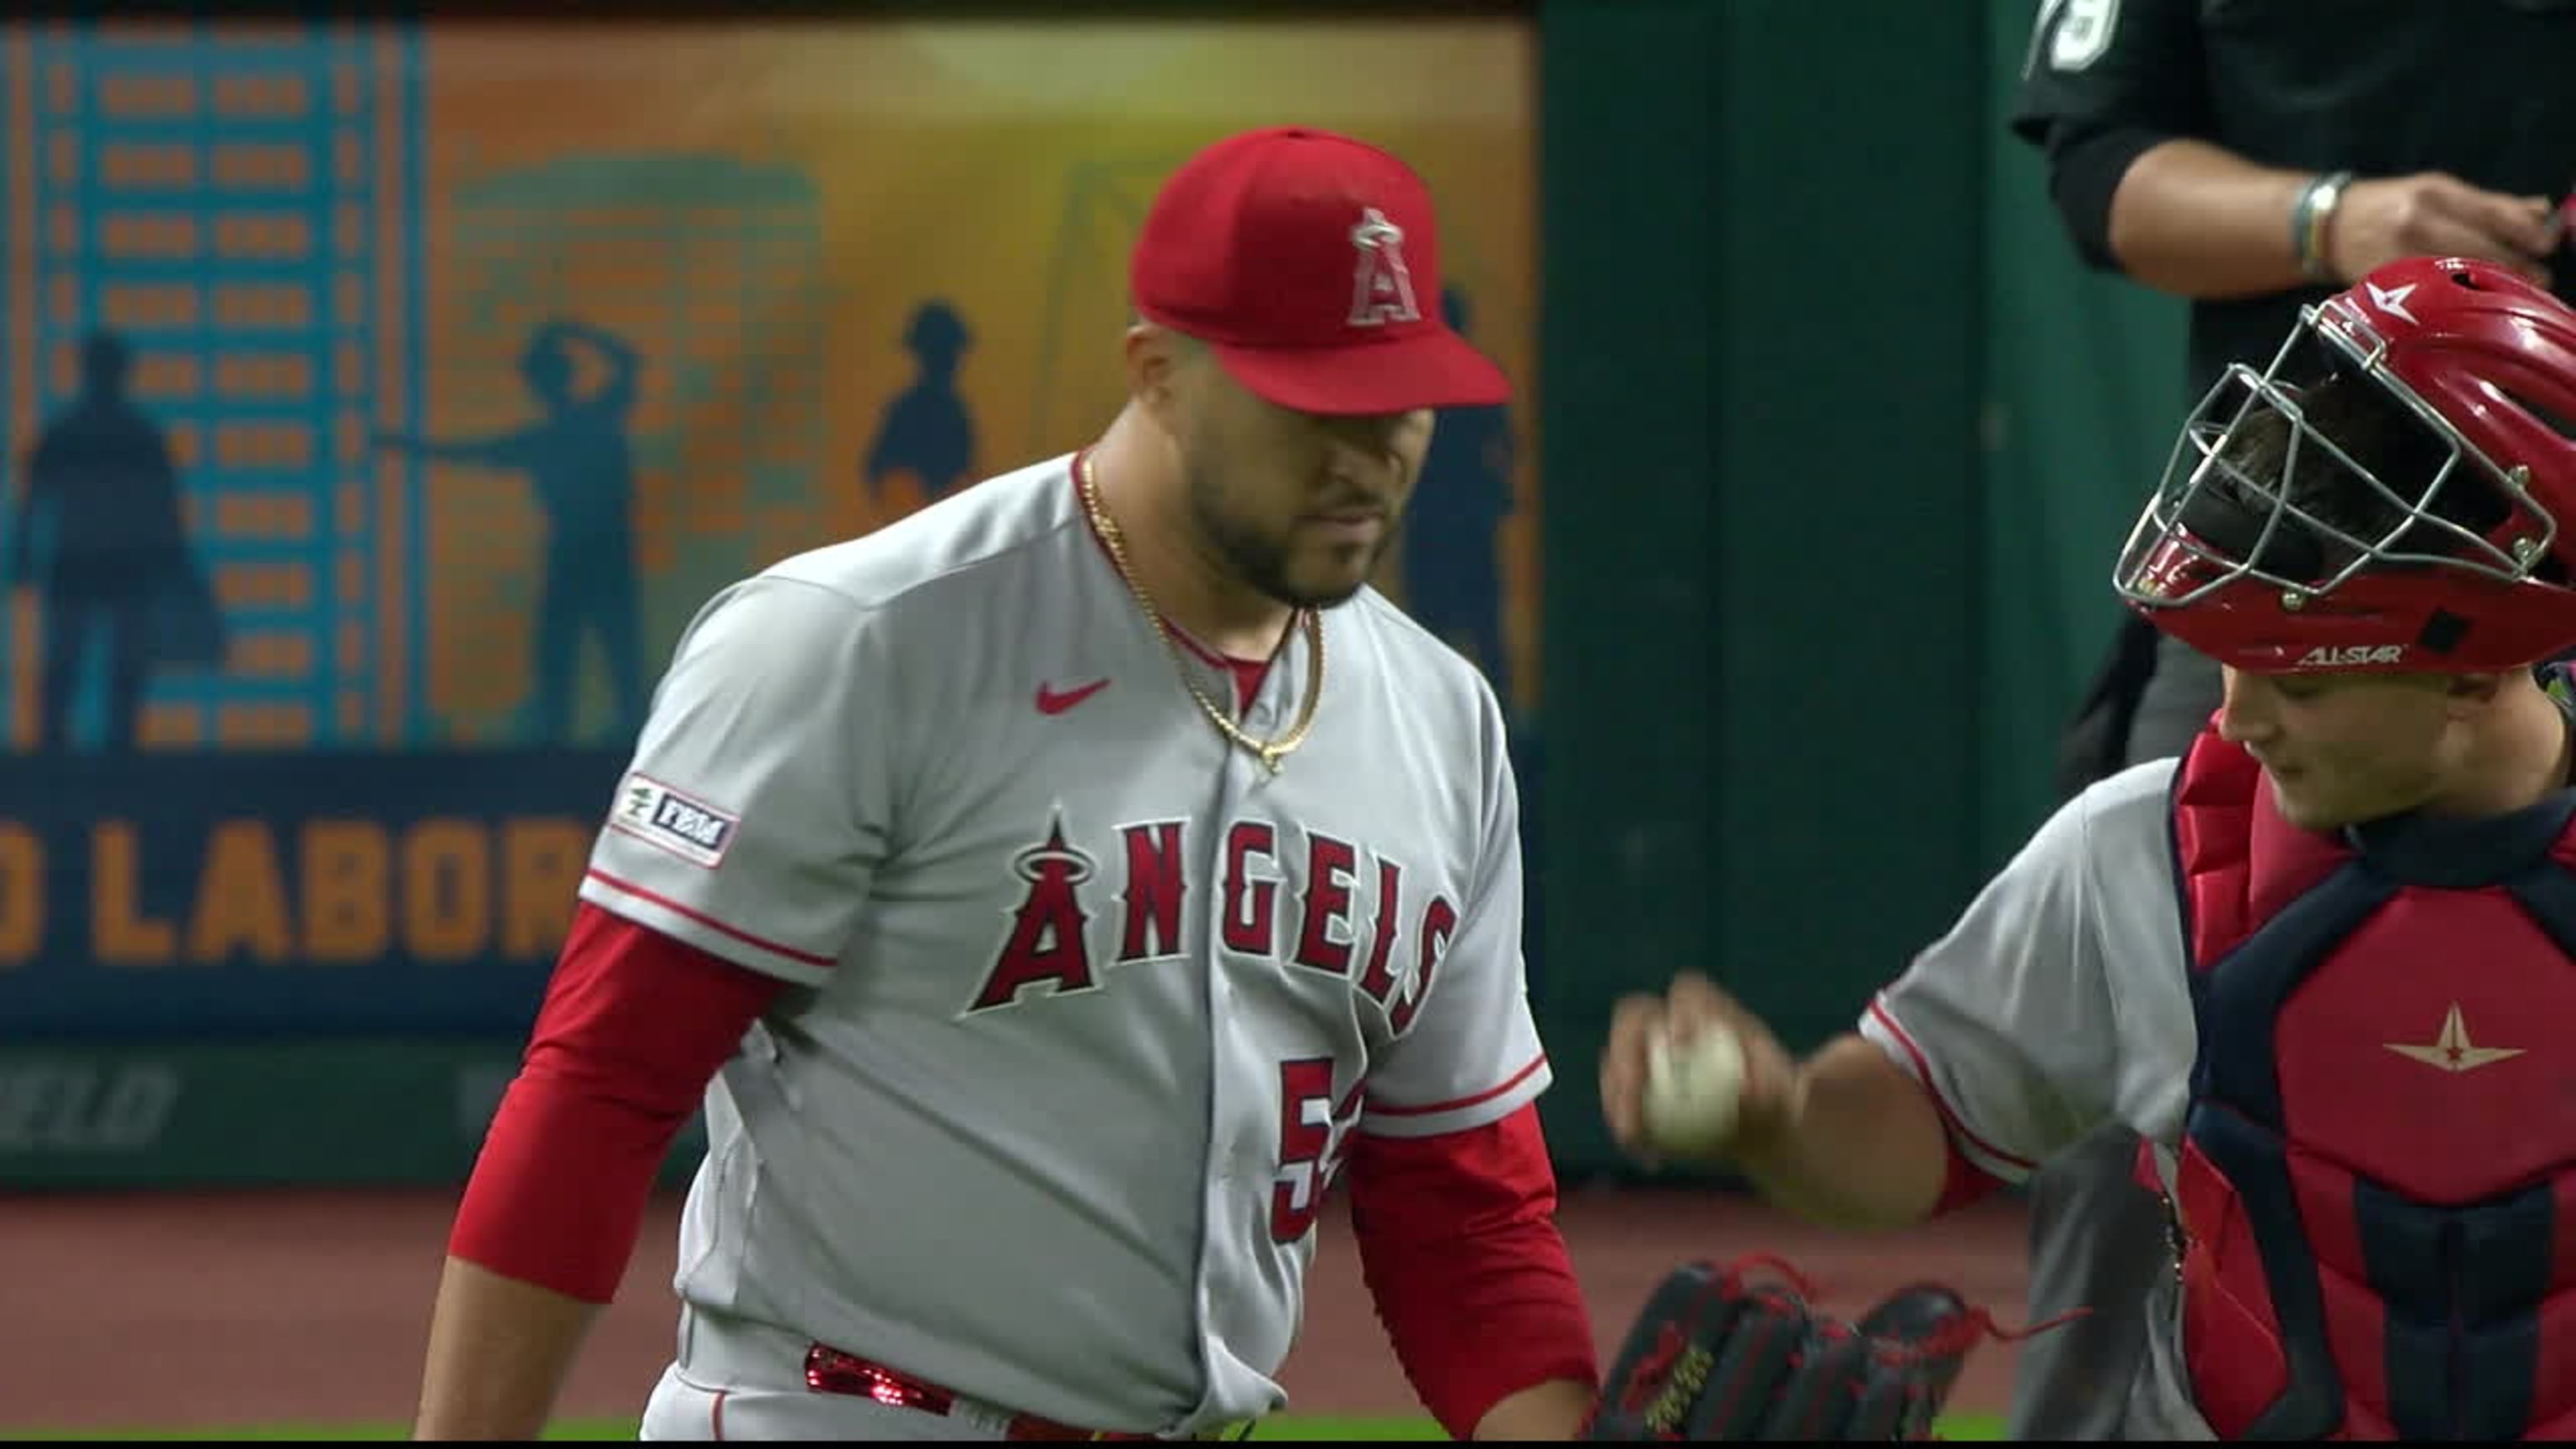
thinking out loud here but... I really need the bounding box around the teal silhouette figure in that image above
[376,319,647,745]
[9,331,223,751]
[1405,287,1518,706]
[865,300,979,505]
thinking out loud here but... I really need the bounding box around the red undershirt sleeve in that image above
[1343,1102,1601,1439]
[447,901,786,1304]
[1935,1141,2008,1216]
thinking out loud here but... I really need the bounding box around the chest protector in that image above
[2168,732,2576,1440]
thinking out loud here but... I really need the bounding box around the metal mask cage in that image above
[2112,295,2555,612]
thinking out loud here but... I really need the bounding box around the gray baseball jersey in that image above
[1857,756,2215,1438]
[2008,630,2217,1440]
[579,452,1550,1438]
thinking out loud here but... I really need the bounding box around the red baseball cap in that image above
[1130,126,1512,416]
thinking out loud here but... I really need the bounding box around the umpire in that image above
[2007,0,2576,1438]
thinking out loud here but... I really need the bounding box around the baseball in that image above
[1642,1026,1746,1156]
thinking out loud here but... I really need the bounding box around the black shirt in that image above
[2011,0,2576,402]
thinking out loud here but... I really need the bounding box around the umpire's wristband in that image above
[2290,169,2355,286]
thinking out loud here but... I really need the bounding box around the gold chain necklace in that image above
[1074,450,1324,775]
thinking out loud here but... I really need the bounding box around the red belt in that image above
[802,1343,1244,1441]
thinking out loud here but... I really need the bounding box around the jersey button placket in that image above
[1205,636,1290,1214]
[1201,678,1255,1217]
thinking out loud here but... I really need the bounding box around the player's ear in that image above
[1124,323,1197,423]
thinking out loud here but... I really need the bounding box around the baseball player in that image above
[2005,0,2576,1431]
[1602,254,2576,1440]
[407,126,1602,1441]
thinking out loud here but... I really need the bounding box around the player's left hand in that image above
[1580,1254,2002,1441]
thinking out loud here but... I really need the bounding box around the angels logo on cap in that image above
[1348,207,1423,328]
[1130,125,1511,417]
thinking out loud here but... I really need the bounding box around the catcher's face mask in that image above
[2111,255,2576,675]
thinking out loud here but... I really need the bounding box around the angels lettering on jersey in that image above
[971,808,1456,1034]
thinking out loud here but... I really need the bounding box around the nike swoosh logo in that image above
[1036,678,1110,715]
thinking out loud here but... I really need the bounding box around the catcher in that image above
[1604,256,2576,1440]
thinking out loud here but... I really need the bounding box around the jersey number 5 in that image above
[1271,1057,1361,1244]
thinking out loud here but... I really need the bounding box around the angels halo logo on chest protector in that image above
[2163,732,2576,1440]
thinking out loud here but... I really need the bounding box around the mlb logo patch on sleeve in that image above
[610,772,740,868]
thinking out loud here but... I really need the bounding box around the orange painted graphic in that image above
[2,16,1538,755]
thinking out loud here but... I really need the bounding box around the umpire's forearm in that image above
[2105,138,2317,299]
[412,1256,600,1440]
[1731,1035,1951,1233]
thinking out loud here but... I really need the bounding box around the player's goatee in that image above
[1189,480,1386,610]
[1223,528,1384,610]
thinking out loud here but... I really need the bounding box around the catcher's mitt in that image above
[1581,1254,2026,1441]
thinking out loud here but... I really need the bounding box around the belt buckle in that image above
[802,1343,957,1415]
[804,1342,1250,1441]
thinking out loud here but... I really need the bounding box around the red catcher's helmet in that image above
[2112,255,2576,673]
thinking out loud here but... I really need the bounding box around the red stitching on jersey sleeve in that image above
[584,867,839,968]
[1867,997,2038,1175]
[1363,1052,1548,1119]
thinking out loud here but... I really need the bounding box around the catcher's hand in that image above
[1581,1254,2018,1441]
